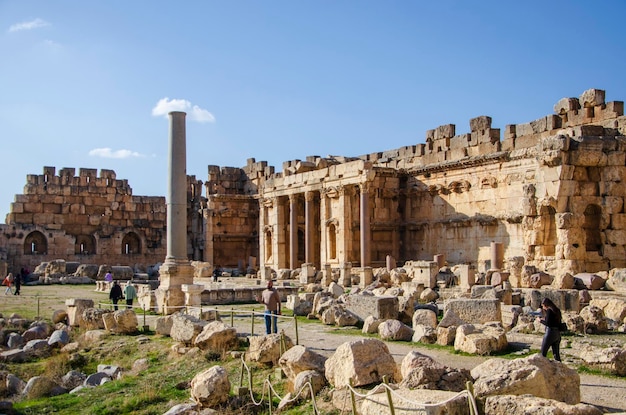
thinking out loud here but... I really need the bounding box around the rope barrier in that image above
[345,380,479,414]
[239,354,322,415]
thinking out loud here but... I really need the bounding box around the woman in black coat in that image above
[109,281,123,311]
[540,297,563,361]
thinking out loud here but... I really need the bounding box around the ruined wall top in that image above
[31,166,131,193]
[208,88,626,190]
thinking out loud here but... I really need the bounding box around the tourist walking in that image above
[3,273,13,295]
[13,272,21,295]
[539,297,563,361]
[213,265,222,283]
[109,281,123,310]
[105,272,113,283]
[257,280,281,334]
[123,282,137,309]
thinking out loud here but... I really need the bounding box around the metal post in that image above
[239,360,245,387]
[251,309,255,336]
[383,375,395,415]
[231,307,234,327]
[294,316,299,345]
[267,375,272,415]
[466,381,475,415]
[349,378,357,415]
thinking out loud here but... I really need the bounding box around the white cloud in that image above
[8,18,50,33]
[88,148,148,159]
[151,97,215,123]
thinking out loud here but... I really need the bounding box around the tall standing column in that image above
[359,184,371,267]
[289,194,298,270]
[156,111,194,314]
[304,191,314,264]
[167,111,188,261]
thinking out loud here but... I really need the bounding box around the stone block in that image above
[344,294,398,321]
[443,298,501,324]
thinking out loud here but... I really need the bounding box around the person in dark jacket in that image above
[109,281,123,310]
[539,297,562,361]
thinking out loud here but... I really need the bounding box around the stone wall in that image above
[1,167,167,274]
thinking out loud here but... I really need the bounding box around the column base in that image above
[157,259,194,314]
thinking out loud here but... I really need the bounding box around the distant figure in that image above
[123,282,137,309]
[13,272,21,295]
[539,297,563,361]
[109,281,123,310]
[213,265,222,283]
[257,280,281,334]
[3,273,13,295]
[105,272,113,283]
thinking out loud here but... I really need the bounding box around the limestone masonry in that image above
[1,88,625,284]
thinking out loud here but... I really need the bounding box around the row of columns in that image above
[271,183,372,270]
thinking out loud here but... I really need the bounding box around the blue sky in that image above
[1,1,626,221]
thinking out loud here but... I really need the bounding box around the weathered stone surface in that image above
[81,308,109,330]
[438,309,466,328]
[360,388,468,415]
[155,314,175,336]
[454,322,507,355]
[362,315,383,334]
[400,350,471,392]
[574,273,606,290]
[278,345,327,382]
[61,370,86,390]
[23,375,59,399]
[52,309,68,324]
[22,324,48,342]
[530,272,553,288]
[48,329,70,348]
[81,329,110,344]
[471,354,580,404]
[436,326,457,346]
[412,309,437,328]
[65,299,94,327]
[190,366,230,408]
[23,339,52,358]
[325,338,398,388]
[378,319,413,341]
[246,333,294,364]
[84,372,112,386]
[606,268,626,292]
[420,288,439,302]
[102,309,138,334]
[484,394,602,415]
[291,369,326,400]
[444,299,501,324]
[170,314,208,345]
[579,305,609,333]
[320,304,360,326]
[590,298,626,323]
[577,345,626,376]
[412,324,437,344]
[344,294,398,321]
[552,273,575,289]
[193,321,238,351]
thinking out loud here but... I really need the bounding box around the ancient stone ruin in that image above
[1,88,626,287]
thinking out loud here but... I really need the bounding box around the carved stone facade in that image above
[1,88,625,281]
[204,88,626,278]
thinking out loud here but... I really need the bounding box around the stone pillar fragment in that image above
[359,267,373,288]
[340,262,352,287]
[490,242,503,270]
